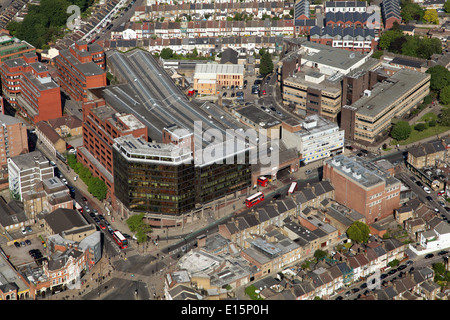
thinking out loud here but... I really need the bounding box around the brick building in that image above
[54,41,106,102]
[0,52,62,123]
[77,97,148,199]
[0,114,28,170]
[323,154,401,224]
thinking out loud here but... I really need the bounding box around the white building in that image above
[282,114,344,164]
[8,150,54,201]
[419,221,450,251]
[325,1,367,13]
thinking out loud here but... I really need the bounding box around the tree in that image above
[401,3,425,22]
[259,51,273,75]
[414,123,427,131]
[160,48,174,59]
[87,176,107,201]
[440,107,450,126]
[423,9,439,24]
[314,249,327,260]
[126,213,152,243]
[346,221,371,244]
[426,65,450,91]
[440,85,450,105]
[390,121,412,141]
[445,0,450,13]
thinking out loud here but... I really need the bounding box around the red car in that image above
[262,90,266,95]
[99,223,106,230]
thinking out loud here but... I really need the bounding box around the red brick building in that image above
[0,52,62,123]
[323,155,401,224]
[77,98,148,199]
[54,41,106,102]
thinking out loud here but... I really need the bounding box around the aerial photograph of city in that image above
[0,0,450,310]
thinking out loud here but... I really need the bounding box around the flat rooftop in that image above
[113,134,193,165]
[351,69,430,118]
[325,154,401,189]
[284,65,342,93]
[59,48,105,77]
[234,105,281,129]
[301,41,368,74]
[194,63,244,75]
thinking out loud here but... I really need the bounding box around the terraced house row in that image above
[112,19,295,40]
[132,1,294,22]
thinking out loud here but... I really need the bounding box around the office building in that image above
[93,49,263,223]
[193,63,244,95]
[0,114,28,170]
[282,67,343,121]
[0,53,62,123]
[323,154,401,224]
[341,69,430,144]
[8,150,54,201]
[281,41,380,121]
[77,97,148,198]
[282,114,344,164]
[0,34,35,64]
[55,41,106,102]
[112,134,251,224]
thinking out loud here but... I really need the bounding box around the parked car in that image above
[14,241,20,248]
[423,186,431,193]
[25,240,31,246]
[425,253,434,259]
[305,169,312,175]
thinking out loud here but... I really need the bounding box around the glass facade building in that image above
[112,135,251,217]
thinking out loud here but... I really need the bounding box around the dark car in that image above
[425,253,434,259]
[416,181,423,187]
[82,197,87,202]
[426,196,433,201]
[398,264,406,271]
[388,269,397,275]
[335,296,343,300]
[438,250,448,256]
[14,242,21,248]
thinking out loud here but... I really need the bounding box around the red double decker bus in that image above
[245,192,264,208]
[113,230,128,249]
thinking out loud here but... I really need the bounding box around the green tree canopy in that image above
[259,50,273,76]
[440,85,450,105]
[314,249,328,260]
[426,65,450,91]
[160,48,174,59]
[439,107,450,126]
[126,213,152,243]
[390,121,412,141]
[401,2,425,22]
[346,221,371,244]
[445,0,450,13]
[7,0,94,48]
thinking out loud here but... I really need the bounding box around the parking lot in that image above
[4,235,47,267]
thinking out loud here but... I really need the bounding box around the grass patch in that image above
[245,285,264,300]
[391,125,450,145]
[420,112,438,122]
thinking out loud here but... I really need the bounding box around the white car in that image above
[423,186,431,194]
[62,178,68,185]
